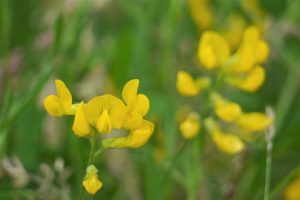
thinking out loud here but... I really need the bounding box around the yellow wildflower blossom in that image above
[232,65,266,92]
[102,120,154,148]
[211,93,242,122]
[188,0,214,31]
[44,80,77,117]
[122,79,150,130]
[284,175,300,200]
[205,118,244,155]
[176,71,199,96]
[198,31,230,69]
[85,94,128,134]
[211,130,244,155]
[234,26,269,72]
[82,165,102,195]
[179,112,200,140]
[72,101,92,137]
[236,112,272,132]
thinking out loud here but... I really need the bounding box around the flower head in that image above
[198,31,230,69]
[236,112,272,132]
[284,175,300,200]
[44,80,76,117]
[179,112,201,140]
[85,94,128,134]
[82,165,102,195]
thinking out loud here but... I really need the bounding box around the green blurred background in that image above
[0,0,300,199]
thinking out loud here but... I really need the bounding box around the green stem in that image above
[162,140,187,183]
[78,137,97,200]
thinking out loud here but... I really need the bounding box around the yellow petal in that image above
[198,31,230,69]
[122,79,139,109]
[236,112,272,132]
[72,102,91,137]
[102,120,154,149]
[243,26,260,44]
[43,95,64,117]
[132,94,150,116]
[96,109,112,134]
[123,112,143,130]
[179,112,200,140]
[235,43,256,72]
[233,66,265,92]
[55,80,73,115]
[284,176,300,200]
[211,130,244,155]
[256,41,269,63]
[127,120,154,148]
[83,165,102,195]
[85,95,128,129]
[215,102,242,122]
[188,0,214,31]
[176,70,199,96]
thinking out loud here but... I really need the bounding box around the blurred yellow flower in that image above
[122,79,150,130]
[44,80,77,117]
[101,120,154,148]
[82,165,102,195]
[205,118,244,155]
[177,70,200,96]
[234,26,269,72]
[211,130,244,155]
[198,31,230,69]
[188,0,214,31]
[85,94,128,134]
[212,93,242,122]
[232,65,266,92]
[284,175,300,200]
[236,112,272,132]
[72,101,92,137]
[179,112,200,140]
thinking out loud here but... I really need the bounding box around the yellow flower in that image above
[211,130,244,155]
[101,120,154,148]
[122,79,150,130]
[85,94,128,134]
[212,93,242,122]
[188,0,214,31]
[179,112,200,140]
[205,118,244,155]
[177,71,209,96]
[234,26,269,73]
[284,175,300,200]
[198,31,230,69]
[82,165,102,195]
[44,80,76,117]
[236,112,272,132]
[231,65,265,92]
[72,101,92,137]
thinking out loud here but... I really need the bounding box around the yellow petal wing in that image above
[236,112,272,132]
[43,95,64,117]
[72,102,91,137]
[55,80,73,115]
[122,79,139,109]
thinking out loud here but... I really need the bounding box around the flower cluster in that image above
[44,79,154,194]
[177,26,272,155]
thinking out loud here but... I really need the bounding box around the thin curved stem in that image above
[162,140,187,183]
[78,137,97,200]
